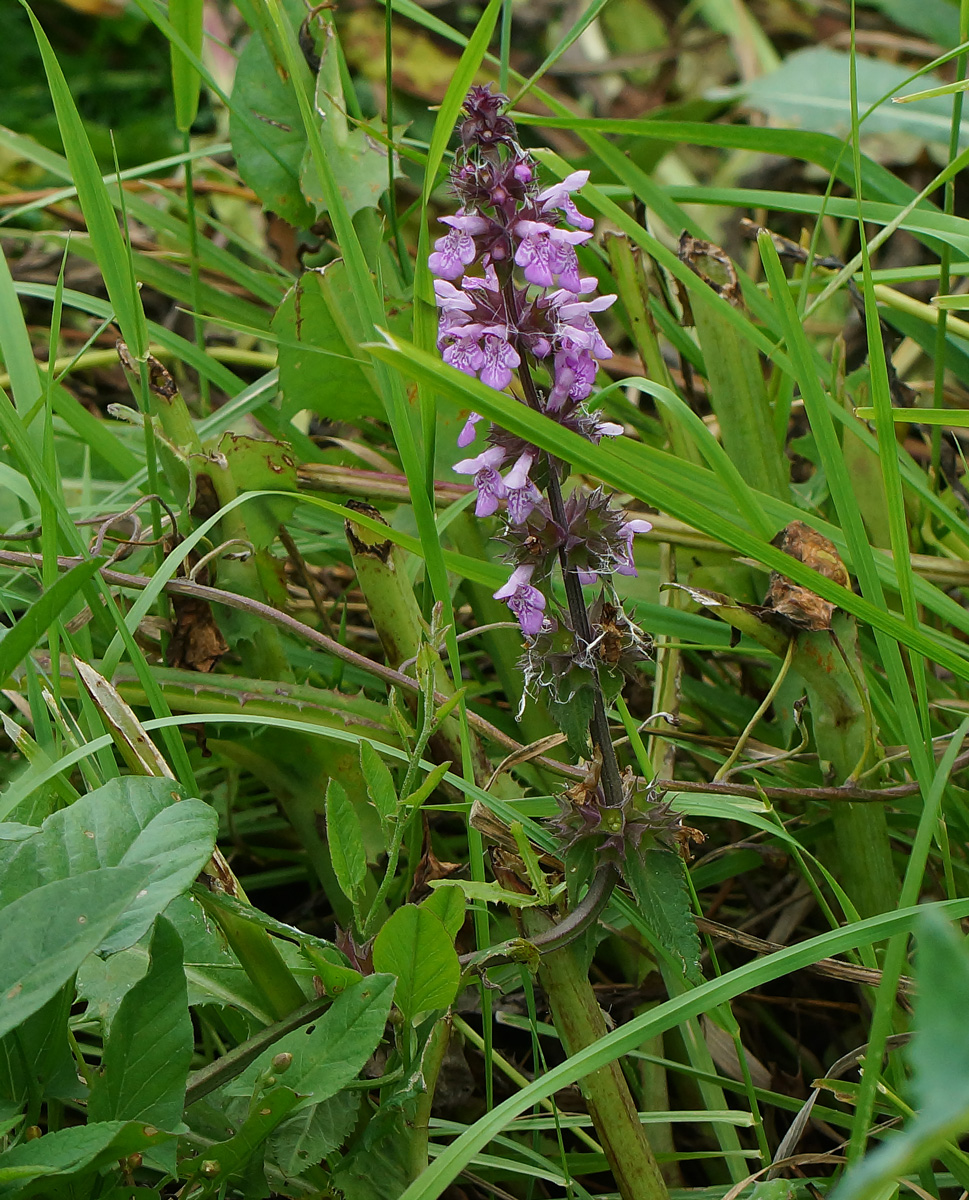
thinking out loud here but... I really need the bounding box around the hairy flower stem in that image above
[516,353,627,809]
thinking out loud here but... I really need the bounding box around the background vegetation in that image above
[3,0,969,1197]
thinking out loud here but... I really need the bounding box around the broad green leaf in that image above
[624,846,702,985]
[0,559,103,688]
[273,265,385,424]
[0,866,148,1040]
[359,740,398,827]
[833,912,969,1200]
[270,1090,362,1177]
[0,777,218,956]
[299,13,392,218]
[229,0,316,227]
[88,916,192,1132]
[79,894,277,1027]
[226,974,395,1107]
[421,883,466,939]
[741,46,968,148]
[861,0,958,44]
[0,986,79,1113]
[325,778,367,901]
[0,1120,169,1191]
[183,1087,301,1185]
[372,905,460,1023]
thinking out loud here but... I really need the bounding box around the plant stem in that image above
[515,355,627,809]
[523,906,670,1200]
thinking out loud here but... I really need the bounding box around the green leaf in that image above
[0,559,103,687]
[0,866,149,1040]
[229,0,316,227]
[88,916,192,1132]
[359,740,398,827]
[20,2,147,356]
[273,266,384,424]
[421,883,466,939]
[226,974,395,1107]
[624,846,702,985]
[0,986,79,1112]
[401,759,452,810]
[218,432,298,549]
[79,894,275,1027]
[741,47,969,148]
[0,1120,169,1192]
[169,0,203,132]
[372,905,460,1023]
[270,1090,362,1177]
[0,777,218,956]
[430,878,562,910]
[183,1086,301,1186]
[833,912,969,1200]
[325,778,367,902]
[299,15,392,218]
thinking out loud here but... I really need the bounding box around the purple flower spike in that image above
[454,445,508,518]
[494,564,546,635]
[616,518,653,575]
[538,170,594,231]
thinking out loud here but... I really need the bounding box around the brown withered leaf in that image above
[678,232,742,307]
[408,819,466,903]
[166,595,229,672]
[163,538,229,673]
[764,520,850,632]
[115,341,178,401]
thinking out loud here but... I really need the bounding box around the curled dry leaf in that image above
[678,232,742,307]
[765,520,850,632]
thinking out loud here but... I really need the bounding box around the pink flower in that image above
[537,170,594,231]
[494,564,546,635]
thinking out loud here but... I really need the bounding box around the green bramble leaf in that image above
[325,778,367,901]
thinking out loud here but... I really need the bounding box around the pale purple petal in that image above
[440,212,491,236]
[616,518,652,575]
[443,335,486,377]
[429,226,479,279]
[537,171,594,231]
[506,482,540,525]
[474,472,505,518]
[494,563,537,599]
[479,334,520,390]
[457,412,484,447]
[494,564,546,635]
[454,445,506,476]
[434,279,476,312]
